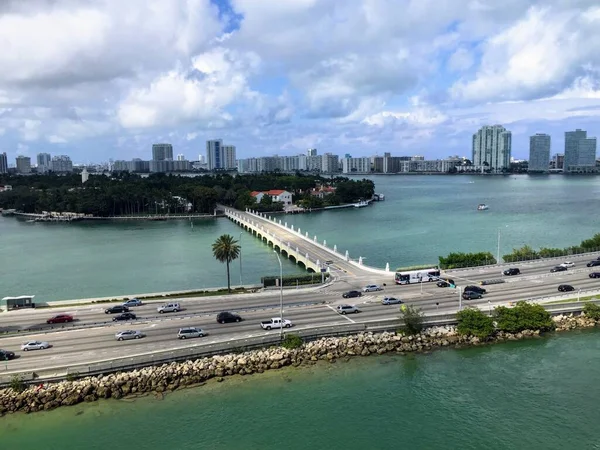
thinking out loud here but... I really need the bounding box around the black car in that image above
[0,349,16,360]
[462,291,483,300]
[105,305,130,314]
[464,285,487,295]
[342,290,362,298]
[217,311,242,324]
[437,278,455,288]
[112,312,137,322]
[587,260,600,267]
[558,284,575,292]
[503,268,520,276]
[550,266,567,273]
[590,272,600,278]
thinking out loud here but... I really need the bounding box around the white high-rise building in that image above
[472,125,512,172]
[321,153,339,173]
[342,157,371,173]
[564,129,597,172]
[207,140,236,170]
[528,134,551,173]
[177,154,185,161]
[37,153,51,173]
[223,145,236,170]
[307,148,317,157]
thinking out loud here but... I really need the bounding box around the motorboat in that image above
[477,204,489,211]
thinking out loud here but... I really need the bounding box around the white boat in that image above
[354,201,369,208]
[477,204,489,211]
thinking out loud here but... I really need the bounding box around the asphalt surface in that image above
[2,251,600,373]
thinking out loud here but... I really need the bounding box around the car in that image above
[464,286,487,295]
[0,349,16,360]
[558,284,575,292]
[260,318,293,330]
[381,297,403,305]
[217,311,242,324]
[46,314,74,324]
[590,272,600,278]
[342,290,362,299]
[325,260,334,265]
[177,327,206,339]
[122,298,143,307]
[462,291,483,300]
[550,266,568,273]
[363,284,383,292]
[587,260,600,267]
[157,302,180,313]
[115,330,145,341]
[336,304,360,314]
[503,268,521,276]
[21,341,50,351]
[437,278,455,288]
[105,305,129,314]
[560,261,575,268]
[112,312,137,322]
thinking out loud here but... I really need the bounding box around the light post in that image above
[273,250,284,339]
[239,232,243,287]
[578,289,581,302]
[496,227,501,266]
[458,287,462,310]
[488,300,492,315]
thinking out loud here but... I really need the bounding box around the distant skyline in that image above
[1,1,600,163]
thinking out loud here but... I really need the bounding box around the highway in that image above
[1,251,600,373]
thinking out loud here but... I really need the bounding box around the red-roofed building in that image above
[310,186,336,198]
[250,189,293,205]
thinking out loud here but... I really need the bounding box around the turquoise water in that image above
[1,330,599,449]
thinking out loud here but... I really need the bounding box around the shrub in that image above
[10,374,25,393]
[66,371,80,382]
[457,307,495,339]
[495,301,554,333]
[281,334,303,349]
[400,305,424,335]
[502,245,540,262]
[584,303,600,320]
[438,252,496,269]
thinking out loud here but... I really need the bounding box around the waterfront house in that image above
[310,186,336,198]
[250,189,293,206]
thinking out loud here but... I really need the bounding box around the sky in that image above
[1,0,600,164]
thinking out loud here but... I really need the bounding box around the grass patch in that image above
[544,295,600,305]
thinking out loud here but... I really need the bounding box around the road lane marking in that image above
[326,305,355,323]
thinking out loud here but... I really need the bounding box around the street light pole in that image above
[497,227,501,266]
[273,250,284,339]
[239,232,243,287]
[458,287,462,310]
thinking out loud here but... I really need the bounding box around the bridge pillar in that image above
[305,232,309,237]
[385,263,390,272]
[306,253,309,260]
[334,244,337,252]
[296,247,299,253]
[298,228,301,234]
[279,220,282,225]
[345,250,349,261]
[284,222,288,227]
[323,239,327,247]
[316,259,320,267]
[291,225,294,231]
[359,257,363,265]
[314,235,317,242]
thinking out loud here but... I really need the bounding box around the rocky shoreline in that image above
[0,313,596,416]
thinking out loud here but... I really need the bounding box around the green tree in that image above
[438,252,496,269]
[502,245,540,262]
[456,307,495,339]
[494,301,554,333]
[211,234,241,293]
[584,302,600,320]
[399,304,424,335]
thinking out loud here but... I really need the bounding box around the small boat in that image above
[354,201,369,208]
[477,204,489,211]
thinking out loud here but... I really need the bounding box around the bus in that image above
[395,268,440,285]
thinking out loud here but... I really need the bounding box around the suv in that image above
[113,312,137,322]
[363,285,383,292]
[177,327,205,339]
[558,284,575,292]
[462,291,483,300]
[0,349,15,360]
[105,305,129,314]
[464,285,486,295]
[587,260,600,267]
[590,272,600,279]
[217,312,242,324]
[503,268,520,276]
[157,303,180,313]
[336,304,360,314]
[437,278,455,288]
[342,290,362,298]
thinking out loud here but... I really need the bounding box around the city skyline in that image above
[0,2,600,163]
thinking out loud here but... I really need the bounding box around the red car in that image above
[47,314,74,324]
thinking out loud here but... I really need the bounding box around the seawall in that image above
[0,312,595,416]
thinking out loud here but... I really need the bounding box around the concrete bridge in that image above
[223,208,392,279]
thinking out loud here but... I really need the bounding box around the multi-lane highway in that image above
[2,251,600,373]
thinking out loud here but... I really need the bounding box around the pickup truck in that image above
[260,318,293,330]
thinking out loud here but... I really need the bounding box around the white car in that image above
[560,261,575,268]
[21,341,50,351]
[157,302,180,313]
[363,284,383,292]
[115,330,145,341]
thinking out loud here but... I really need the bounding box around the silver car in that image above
[123,298,143,307]
[177,327,206,339]
[382,297,403,305]
[21,341,50,351]
[363,284,383,292]
[115,330,145,341]
[336,304,360,315]
[157,302,180,313]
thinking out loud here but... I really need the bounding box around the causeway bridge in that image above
[223,208,392,279]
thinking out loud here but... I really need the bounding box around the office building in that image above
[37,153,51,173]
[307,148,317,157]
[564,129,597,172]
[0,152,7,174]
[472,125,512,172]
[50,155,73,173]
[152,143,173,161]
[16,156,32,174]
[528,134,551,173]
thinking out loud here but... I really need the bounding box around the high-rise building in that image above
[37,152,51,173]
[0,152,7,174]
[342,157,370,173]
[553,153,564,170]
[321,153,339,173]
[528,134,551,173]
[206,139,222,170]
[177,154,185,161]
[472,125,512,172]
[50,155,73,173]
[564,129,597,172]
[198,154,205,164]
[152,143,173,161]
[222,145,236,170]
[307,148,317,157]
[16,156,32,174]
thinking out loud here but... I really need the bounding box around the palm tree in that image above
[212,234,241,293]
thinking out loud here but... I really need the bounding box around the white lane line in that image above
[326,305,355,323]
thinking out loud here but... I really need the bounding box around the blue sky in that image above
[1,0,600,164]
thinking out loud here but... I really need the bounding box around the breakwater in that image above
[0,312,595,416]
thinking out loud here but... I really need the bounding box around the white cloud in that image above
[447,48,474,72]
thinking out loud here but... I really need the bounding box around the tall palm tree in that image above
[212,234,241,293]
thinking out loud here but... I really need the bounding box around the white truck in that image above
[260,318,293,330]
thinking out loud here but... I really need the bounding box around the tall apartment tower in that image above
[37,152,51,173]
[472,125,512,172]
[15,156,32,174]
[152,143,173,161]
[0,152,8,174]
[206,139,222,170]
[222,145,236,170]
[176,154,185,161]
[564,129,597,172]
[307,148,317,157]
[528,134,551,173]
